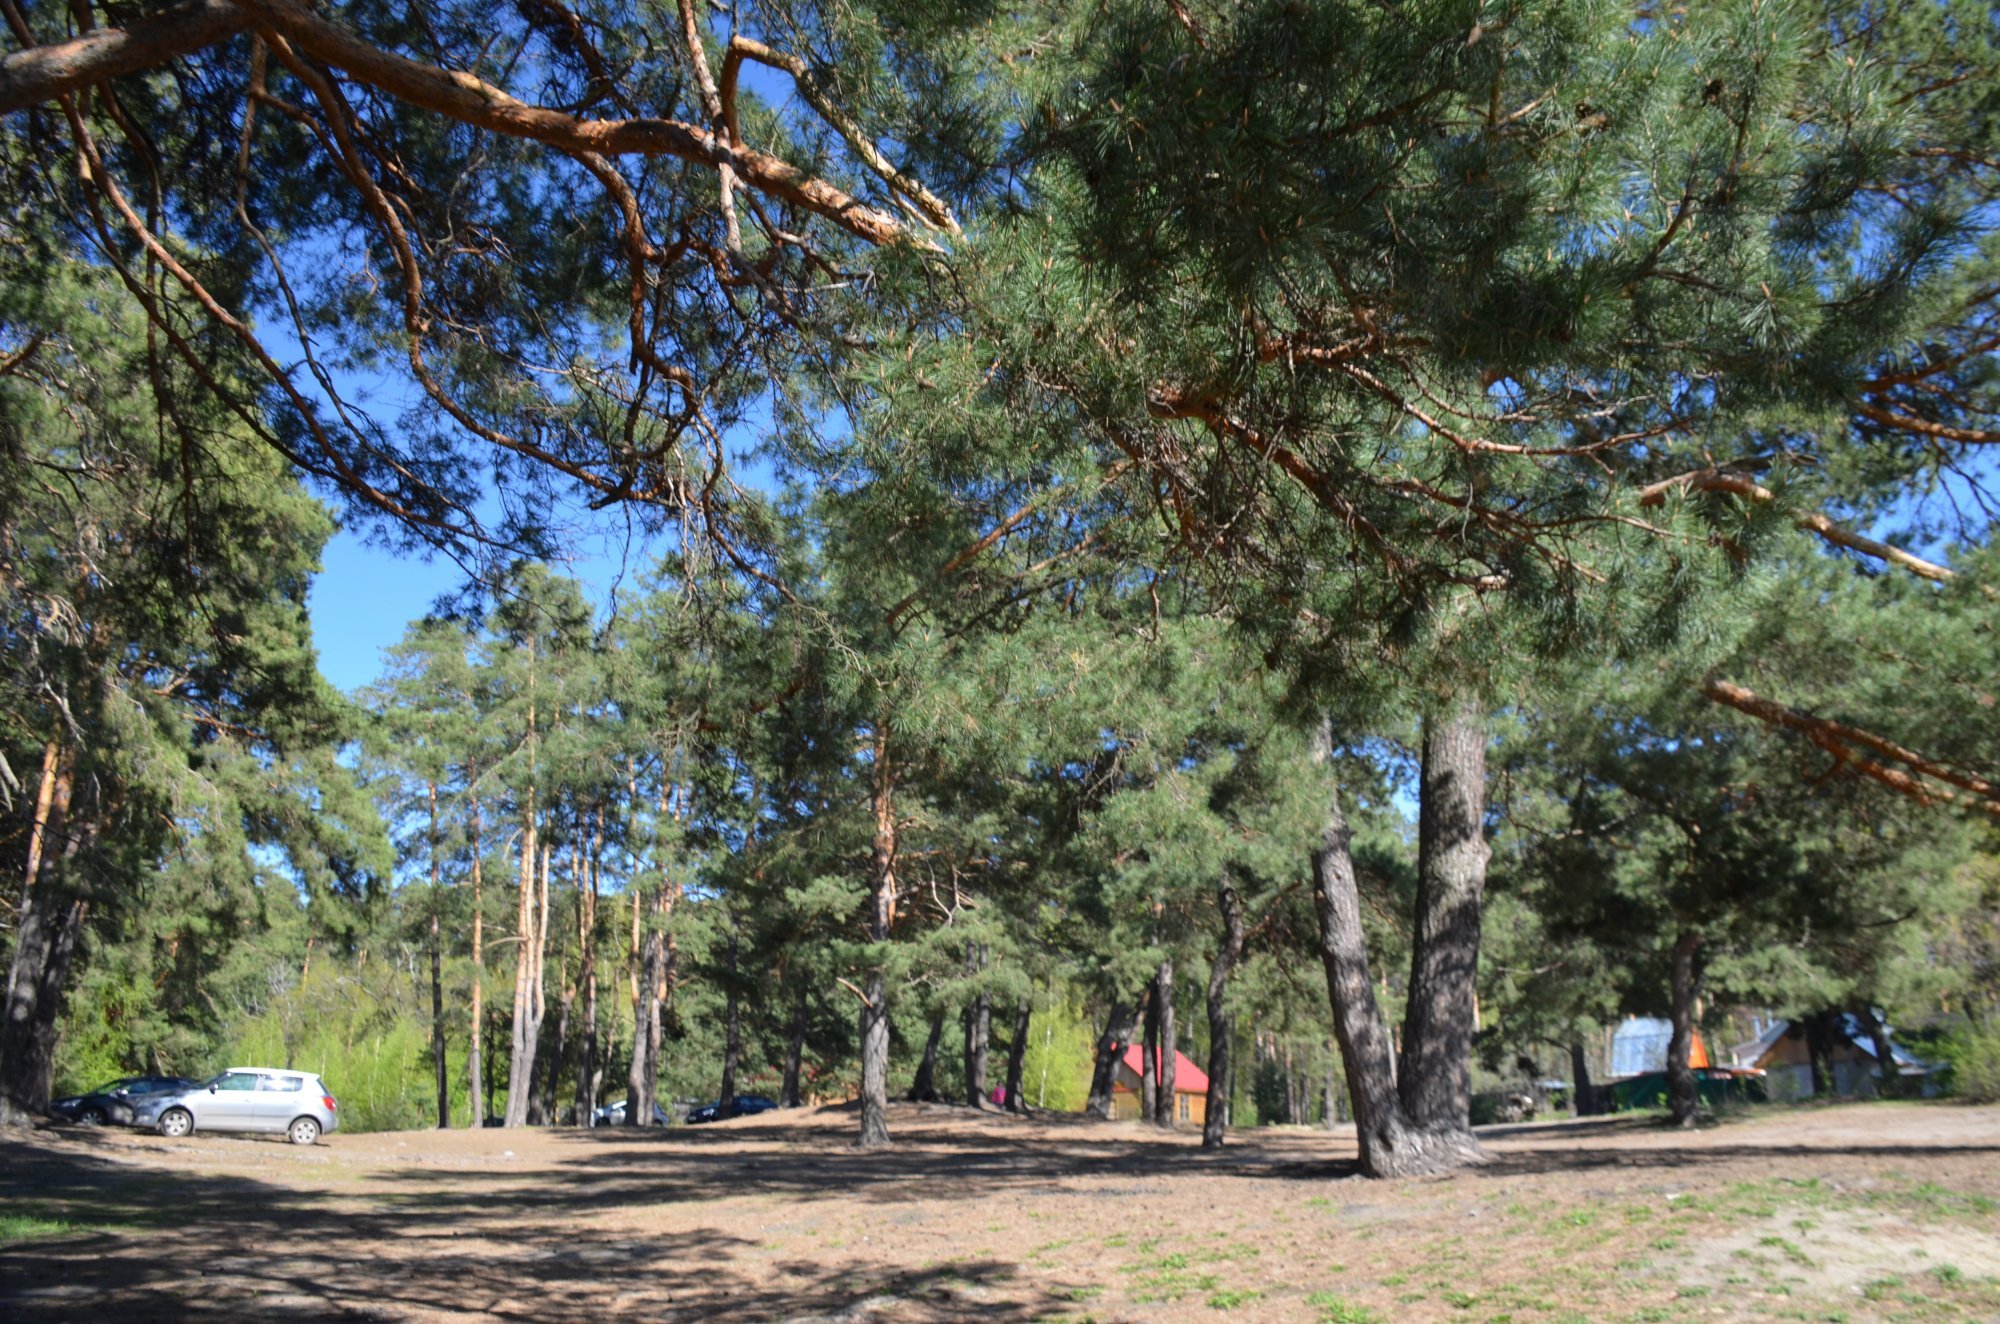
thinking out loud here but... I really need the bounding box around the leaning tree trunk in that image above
[1203,877,1247,1149]
[907,1010,945,1102]
[1310,719,1483,1178]
[1155,958,1178,1128]
[1397,704,1491,1154]
[1666,928,1702,1127]
[782,978,809,1107]
[1002,999,1033,1113]
[1086,998,1137,1119]
[963,944,991,1109]
[855,725,897,1149]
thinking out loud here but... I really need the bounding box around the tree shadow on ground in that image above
[0,1136,1085,1323]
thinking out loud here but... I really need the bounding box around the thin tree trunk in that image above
[1309,719,1482,1178]
[1398,704,1490,1142]
[1322,1048,1339,1130]
[1203,877,1247,1149]
[1155,958,1177,1128]
[1086,998,1137,1120]
[1140,979,1159,1122]
[1666,928,1702,1126]
[1806,1009,1837,1097]
[503,648,543,1128]
[907,1010,945,1102]
[1003,998,1032,1113]
[719,917,742,1107]
[428,780,449,1128]
[575,817,600,1123]
[963,943,990,1109]
[782,977,808,1107]
[467,795,485,1126]
[856,724,896,1149]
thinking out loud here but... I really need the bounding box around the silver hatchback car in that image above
[137,1068,340,1145]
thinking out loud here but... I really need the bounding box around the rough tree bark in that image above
[1002,999,1032,1113]
[1155,958,1177,1128]
[1666,928,1703,1127]
[1203,876,1247,1149]
[1397,704,1491,1150]
[0,743,84,1127]
[1310,719,1485,1178]
[856,725,896,1149]
[1085,998,1137,1120]
[963,943,991,1108]
[906,1010,945,1102]
[1569,1040,1596,1117]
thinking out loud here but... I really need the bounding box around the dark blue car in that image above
[51,1076,199,1127]
[686,1094,779,1123]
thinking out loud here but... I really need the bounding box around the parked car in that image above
[590,1099,672,1127]
[133,1068,340,1145]
[50,1076,198,1127]
[686,1094,779,1124]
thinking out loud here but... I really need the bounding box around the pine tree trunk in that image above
[1570,1040,1595,1116]
[1322,1049,1339,1131]
[2,751,88,1128]
[1666,929,1702,1127]
[907,1010,945,1102]
[1203,877,1246,1149]
[782,978,808,1107]
[1155,958,1177,1128]
[1086,998,1136,1119]
[1140,980,1159,1122]
[575,828,600,1124]
[1806,1009,1837,1097]
[428,780,449,1128]
[856,725,896,1149]
[719,920,741,1106]
[467,796,485,1127]
[1397,704,1490,1148]
[1309,719,1482,1178]
[1003,999,1032,1113]
[963,944,991,1108]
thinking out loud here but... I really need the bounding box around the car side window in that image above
[216,1072,260,1092]
[259,1075,304,1092]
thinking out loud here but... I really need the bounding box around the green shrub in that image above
[1936,1020,2000,1104]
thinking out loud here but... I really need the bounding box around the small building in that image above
[1106,1045,1210,1124]
[1609,1016,1713,1077]
[1730,1014,1934,1100]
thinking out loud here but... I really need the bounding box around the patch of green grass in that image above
[0,1212,74,1244]
[1379,1272,1407,1286]
[1758,1234,1814,1267]
[1206,1288,1261,1309]
[1305,1291,1382,1324]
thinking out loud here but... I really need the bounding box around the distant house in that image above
[1609,1017,1714,1077]
[1731,1015,1934,1099]
[1105,1045,1210,1124]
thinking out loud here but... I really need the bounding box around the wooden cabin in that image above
[1105,1045,1210,1124]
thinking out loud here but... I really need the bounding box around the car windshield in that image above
[88,1079,136,1096]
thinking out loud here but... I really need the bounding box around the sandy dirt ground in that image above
[3,1099,1999,1322]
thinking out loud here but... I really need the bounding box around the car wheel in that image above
[78,1106,108,1127]
[158,1108,193,1138]
[287,1117,321,1145]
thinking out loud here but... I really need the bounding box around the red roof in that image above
[1119,1044,1210,1094]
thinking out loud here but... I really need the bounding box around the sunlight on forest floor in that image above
[3,1100,1998,1322]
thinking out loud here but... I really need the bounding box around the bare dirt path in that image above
[3,1100,1998,1322]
